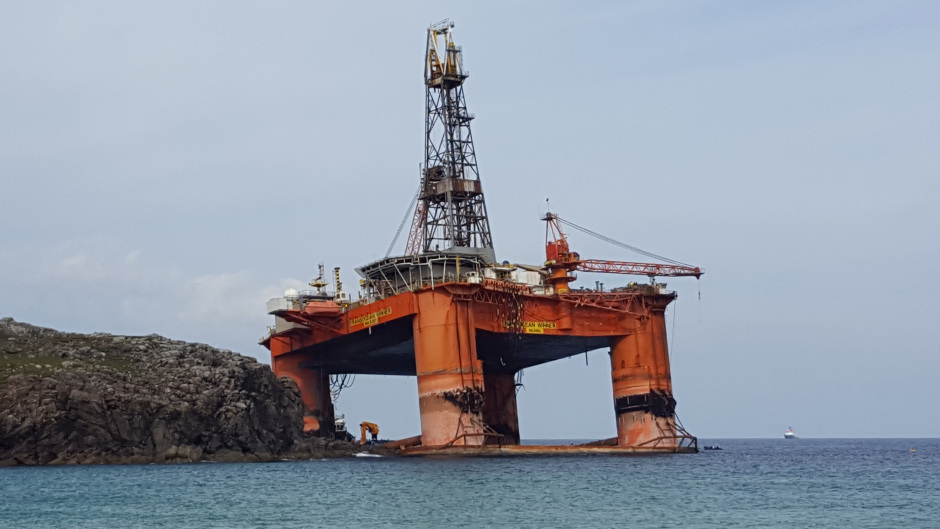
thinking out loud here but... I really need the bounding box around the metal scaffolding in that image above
[405,20,494,260]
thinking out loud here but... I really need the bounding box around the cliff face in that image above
[0,318,354,465]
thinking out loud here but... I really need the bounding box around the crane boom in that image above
[576,259,702,278]
[541,210,702,293]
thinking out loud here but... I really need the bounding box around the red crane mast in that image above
[542,211,702,293]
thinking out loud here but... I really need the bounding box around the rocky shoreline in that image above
[0,318,371,466]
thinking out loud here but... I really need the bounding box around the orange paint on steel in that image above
[649,309,673,389]
[267,329,304,358]
[609,315,677,449]
[470,290,642,336]
[269,293,418,352]
[302,300,343,316]
[270,335,334,434]
[344,293,416,333]
[413,289,485,447]
[547,267,575,295]
[266,315,333,352]
[265,284,688,450]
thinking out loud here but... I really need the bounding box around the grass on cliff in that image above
[0,331,138,384]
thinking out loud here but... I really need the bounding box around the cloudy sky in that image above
[2,1,938,440]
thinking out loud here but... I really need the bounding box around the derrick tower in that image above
[405,20,494,261]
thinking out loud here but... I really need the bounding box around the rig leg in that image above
[270,337,335,436]
[413,291,485,447]
[482,372,520,445]
[649,310,673,399]
[610,312,677,449]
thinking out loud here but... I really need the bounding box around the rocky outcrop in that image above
[0,318,361,465]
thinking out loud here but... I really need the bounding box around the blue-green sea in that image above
[1,438,936,528]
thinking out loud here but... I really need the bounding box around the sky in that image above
[1,1,938,440]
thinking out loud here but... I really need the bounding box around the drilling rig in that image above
[261,20,702,455]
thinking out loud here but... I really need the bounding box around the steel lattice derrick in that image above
[403,199,425,256]
[410,22,494,256]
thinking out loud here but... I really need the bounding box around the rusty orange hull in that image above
[264,282,694,451]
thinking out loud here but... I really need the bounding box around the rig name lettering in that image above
[350,307,392,328]
[502,321,557,333]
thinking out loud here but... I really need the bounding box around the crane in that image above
[542,211,702,294]
[360,421,379,445]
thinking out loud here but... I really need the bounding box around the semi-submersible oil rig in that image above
[261,20,703,455]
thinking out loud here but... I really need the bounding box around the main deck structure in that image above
[262,254,695,452]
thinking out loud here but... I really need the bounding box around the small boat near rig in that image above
[261,20,703,456]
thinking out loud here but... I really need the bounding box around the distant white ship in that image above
[784,427,797,439]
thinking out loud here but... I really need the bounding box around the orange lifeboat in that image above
[303,300,343,316]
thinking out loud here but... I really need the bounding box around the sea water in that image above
[1,438,936,528]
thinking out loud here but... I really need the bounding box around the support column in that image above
[482,372,520,445]
[270,336,335,436]
[413,290,485,447]
[649,310,673,391]
[609,310,677,449]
